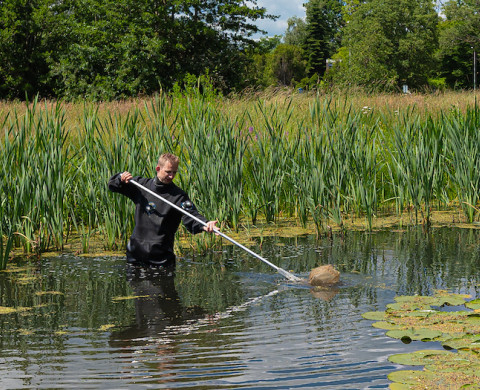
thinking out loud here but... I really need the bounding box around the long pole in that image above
[129,180,303,283]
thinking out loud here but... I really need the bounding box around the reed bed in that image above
[1,91,480,268]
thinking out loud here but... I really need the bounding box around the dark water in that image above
[1,228,480,389]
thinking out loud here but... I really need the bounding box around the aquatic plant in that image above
[443,104,480,223]
[2,92,480,260]
[382,109,443,226]
[363,292,480,388]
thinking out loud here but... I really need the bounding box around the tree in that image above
[266,44,306,86]
[303,0,343,77]
[0,0,276,99]
[333,0,438,90]
[0,0,61,99]
[284,16,307,46]
[438,0,480,88]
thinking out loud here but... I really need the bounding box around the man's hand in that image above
[204,220,218,233]
[120,171,133,183]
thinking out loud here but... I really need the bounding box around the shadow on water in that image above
[1,227,480,388]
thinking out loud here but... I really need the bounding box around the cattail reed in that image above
[1,91,479,269]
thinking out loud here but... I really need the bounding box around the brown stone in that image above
[308,264,340,286]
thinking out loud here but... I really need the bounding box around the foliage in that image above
[266,44,307,86]
[363,291,480,388]
[283,16,308,46]
[334,0,439,90]
[437,0,480,89]
[3,92,480,265]
[0,0,274,100]
[303,0,343,77]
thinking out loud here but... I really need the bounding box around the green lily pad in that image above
[387,301,432,312]
[388,349,451,366]
[466,299,480,310]
[433,295,470,307]
[388,384,412,390]
[372,321,404,330]
[387,369,437,385]
[386,328,443,342]
[362,311,386,321]
[442,335,480,351]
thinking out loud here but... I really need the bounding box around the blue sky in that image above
[253,0,307,38]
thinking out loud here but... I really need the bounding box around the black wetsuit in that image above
[108,174,207,267]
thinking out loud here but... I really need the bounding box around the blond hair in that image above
[157,153,179,168]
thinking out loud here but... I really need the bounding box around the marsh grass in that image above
[1,91,480,268]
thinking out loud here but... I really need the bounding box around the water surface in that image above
[1,228,480,389]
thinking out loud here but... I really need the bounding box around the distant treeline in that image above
[0,0,479,100]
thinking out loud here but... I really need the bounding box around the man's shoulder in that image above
[168,182,187,196]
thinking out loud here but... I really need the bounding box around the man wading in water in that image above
[108,153,218,270]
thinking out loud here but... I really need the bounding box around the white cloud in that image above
[251,0,306,37]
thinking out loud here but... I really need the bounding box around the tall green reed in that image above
[244,99,299,224]
[443,104,480,222]
[0,97,70,256]
[177,97,247,230]
[383,109,444,226]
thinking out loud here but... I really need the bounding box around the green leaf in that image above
[388,349,451,366]
[387,369,437,385]
[466,299,480,310]
[362,311,386,321]
[386,328,443,342]
[372,321,404,330]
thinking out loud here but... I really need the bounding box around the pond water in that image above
[1,228,480,389]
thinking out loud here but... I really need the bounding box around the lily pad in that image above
[362,311,386,321]
[372,321,404,330]
[388,349,451,366]
[442,335,480,351]
[386,328,443,342]
[388,384,411,390]
[387,369,437,385]
[466,299,480,311]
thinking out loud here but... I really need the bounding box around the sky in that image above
[253,0,307,38]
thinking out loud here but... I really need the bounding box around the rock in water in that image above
[308,264,340,286]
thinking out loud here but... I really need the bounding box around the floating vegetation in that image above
[98,324,115,331]
[112,295,150,301]
[0,306,33,315]
[14,275,40,285]
[0,306,17,315]
[363,291,480,388]
[35,291,64,296]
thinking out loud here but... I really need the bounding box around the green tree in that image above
[0,0,275,99]
[266,44,306,86]
[244,36,282,87]
[333,0,438,90]
[303,0,343,77]
[438,0,480,89]
[0,0,60,99]
[284,16,307,46]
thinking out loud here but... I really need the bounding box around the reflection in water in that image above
[110,265,206,343]
[109,266,206,387]
[0,227,480,389]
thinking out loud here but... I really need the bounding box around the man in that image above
[108,153,218,268]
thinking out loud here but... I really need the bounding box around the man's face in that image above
[156,161,178,184]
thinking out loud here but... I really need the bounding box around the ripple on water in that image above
[4,230,479,389]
